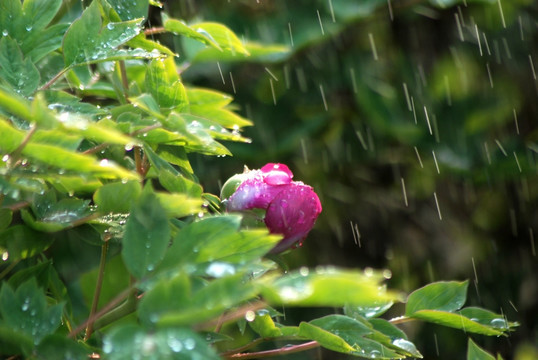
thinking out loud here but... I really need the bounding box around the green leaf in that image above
[127,32,175,56]
[467,338,496,360]
[262,267,401,307]
[145,57,188,110]
[157,215,281,270]
[368,319,423,358]
[147,272,260,326]
[21,142,138,180]
[0,324,33,357]
[0,225,54,261]
[164,19,222,50]
[0,278,64,345]
[35,334,91,360]
[93,180,142,214]
[310,314,373,338]
[248,313,283,338]
[0,37,40,96]
[63,1,148,67]
[121,184,171,279]
[189,106,252,128]
[22,198,92,232]
[344,300,393,319]
[25,23,69,62]
[192,41,290,63]
[102,324,220,359]
[186,88,232,108]
[0,0,23,41]
[190,22,249,56]
[156,144,193,173]
[410,310,505,336]
[0,209,13,230]
[460,307,518,331]
[155,192,203,218]
[21,0,62,33]
[405,280,469,315]
[298,322,356,353]
[107,0,149,21]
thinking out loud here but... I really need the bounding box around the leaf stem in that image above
[68,286,133,338]
[389,316,414,324]
[84,240,109,341]
[144,27,166,36]
[221,340,320,359]
[0,259,21,280]
[39,68,69,91]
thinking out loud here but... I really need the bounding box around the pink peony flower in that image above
[223,163,322,253]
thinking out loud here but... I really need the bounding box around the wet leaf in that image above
[405,280,468,315]
[262,268,401,307]
[102,324,220,359]
[93,180,142,214]
[0,278,64,345]
[410,310,505,336]
[121,184,171,279]
[0,37,40,96]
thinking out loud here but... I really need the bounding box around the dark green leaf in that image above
[0,209,13,230]
[0,278,63,345]
[35,334,91,360]
[21,0,62,33]
[25,23,69,62]
[0,37,40,96]
[121,184,171,278]
[344,300,393,319]
[298,322,355,353]
[405,280,468,315]
[0,225,54,261]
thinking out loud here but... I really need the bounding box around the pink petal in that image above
[265,183,322,253]
[261,163,293,185]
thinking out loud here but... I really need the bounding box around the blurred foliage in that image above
[0,0,534,359]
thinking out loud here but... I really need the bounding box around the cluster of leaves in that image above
[0,0,519,359]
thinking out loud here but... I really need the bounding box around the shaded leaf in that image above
[121,184,171,279]
[467,338,496,360]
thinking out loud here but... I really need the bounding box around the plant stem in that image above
[0,259,20,280]
[144,27,165,36]
[84,240,109,341]
[221,340,320,359]
[68,286,133,338]
[389,316,414,324]
[118,60,129,103]
[39,68,69,91]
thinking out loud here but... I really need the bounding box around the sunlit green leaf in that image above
[192,41,289,63]
[405,280,468,315]
[262,268,401,307]
[410,310,505,336]
[93,180,142,214]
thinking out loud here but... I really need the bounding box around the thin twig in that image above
[69,286,133,338]
[144,27,166,36]
[389,316,414,325]
[0,259,21,280]
[222,340,320,359]
[39,68,69,91]
[4,200,31,212]
[84,240,109,341]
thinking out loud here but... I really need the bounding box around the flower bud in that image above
[222,163,322,253]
